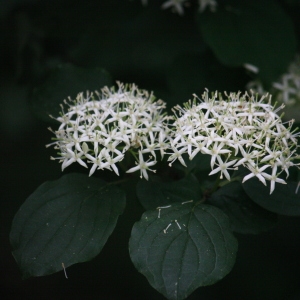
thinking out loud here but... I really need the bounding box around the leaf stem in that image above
[210,176,222,194]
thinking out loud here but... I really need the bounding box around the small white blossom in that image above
[247,54,300,107]
[198,0,217,12]
[167,89,300,193]
[261,164,287,194]
[161,0,187,15]
[273,75,297,105]
[141,0,217,15]
[126,151,156,180]
[209,156,237,180]
[201,142,231,169]
[242,163,270,186]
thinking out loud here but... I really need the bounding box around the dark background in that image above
[1,0,300,299]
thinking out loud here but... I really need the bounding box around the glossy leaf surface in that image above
[10,173,125,278]
[209,181,278,234]
[198,0,296,83]
[129,202,238,299]
[243,177,300,216]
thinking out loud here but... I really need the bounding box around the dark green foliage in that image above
[243,178,300,216]
[136,174,202,210]
[209,181,278,234]
[10,173,125,278]
[129,202,238,299]
[198,0,296,84]
[30,64,112,122]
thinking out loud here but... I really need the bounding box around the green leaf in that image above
[242,177,300,216]
[170,153,212,176]
[30,64,112,122]
[209,181,277,234]
[136,174,202,210]
[10,173,125,278]
[184,152,212,172]
[198,0,296,84]
[166,51,246,99]
[71,6,202,84]
[129,202,238,300]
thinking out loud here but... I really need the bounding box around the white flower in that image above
[209,156,237,180]
[53,146,88,171]
[161,0,187,15]
[262,164,286,194]
[47,82,169,179]
[167,145,187,167]
[242,163,271,186]
[126,151,156,180]
[167,89,300,193]
[198,0,217,12]
[201,142,231,169]
[248,54,300,107]
[273,75,297,104]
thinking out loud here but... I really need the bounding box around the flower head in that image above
[161,0,187,15]
[198,0,217,12]
[167,89,300,193]
[142,0,217,15]
[247,54,300,107]
[47,82,170,179]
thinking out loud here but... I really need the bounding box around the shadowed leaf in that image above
[10,173,125,278]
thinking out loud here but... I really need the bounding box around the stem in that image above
[210,176,222,194]
[117,159,128,173]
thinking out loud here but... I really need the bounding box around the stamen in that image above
[62,263,68,279]
[163,223,172,234]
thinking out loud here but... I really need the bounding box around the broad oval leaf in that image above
[242,177,300,216]
[10,173,126,278]
[136,174,202,210]
[129,202,238,300]
[198,0,296,84]
[209,181,277,234]
[30,64,112,122]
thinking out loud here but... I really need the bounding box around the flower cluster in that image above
[47,83,170,179]
[198,0,217,12]
[273,55,300,105]
[161,0,187,15]
[141,0,217,15]
[48,82,300,194]
[167,90,300,193]
[248,55,300,106]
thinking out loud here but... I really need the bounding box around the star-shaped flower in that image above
[262,164,286,194]
[162,0,186,15]
[209,156,237,180]
[126,151,156,180]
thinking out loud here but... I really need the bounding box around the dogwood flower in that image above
[143,0,217,15]
[247,54,300,107]
[261,164,287,194]
[47,82,170,179]
[167,89,300,193]
[198,0,217,12]
[161,0,186,15]
[126,150,157,180]
[209,156,237,180]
